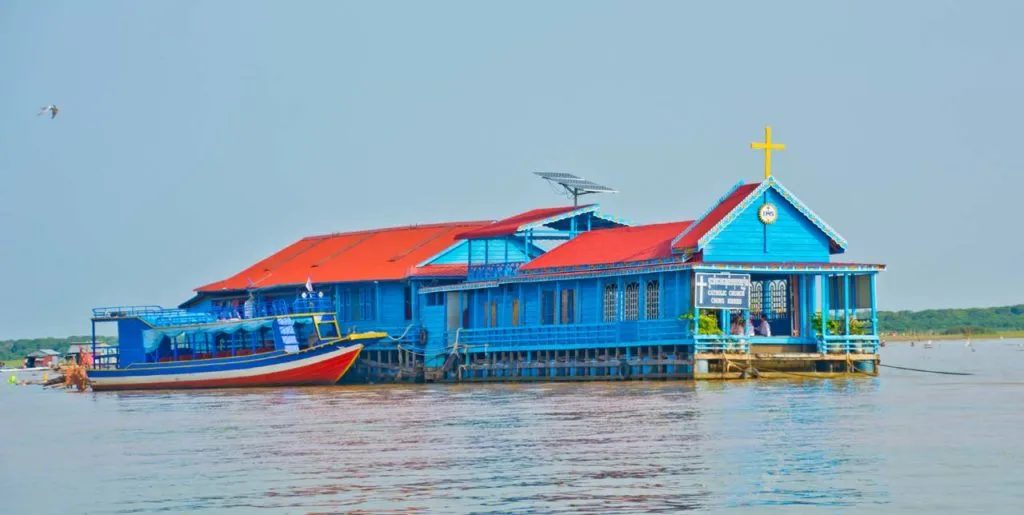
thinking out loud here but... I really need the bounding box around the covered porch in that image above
[690,263,884,355]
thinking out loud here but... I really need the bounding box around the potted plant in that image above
[811,311,868,353]
[680,310,726,351]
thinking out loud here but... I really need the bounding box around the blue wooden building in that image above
[122,127,883,382]
[416,171,884,381]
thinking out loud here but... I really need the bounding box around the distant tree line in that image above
[0,336,118,362]
[878,304,1024,335]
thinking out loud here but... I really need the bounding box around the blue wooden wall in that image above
[448,270,693,331]
[377,282,408,325]
[421,303,447,367]
[579,280,600,323]
[184,297,215,314]
[116,318,149,366]
[703,189,831,263]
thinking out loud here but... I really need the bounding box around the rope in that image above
[395,345,426,356]
[879,363,974,376]
[386,324,415,342]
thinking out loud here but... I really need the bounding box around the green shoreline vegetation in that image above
[1,305,1022,364]
[885,330,1024,342]
[878,304,1024,339]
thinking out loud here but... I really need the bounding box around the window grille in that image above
[603,283,618,322]
[624,281,640,321]
[645,280,660,320]
[750,281,763,315]
[768,279,788,317]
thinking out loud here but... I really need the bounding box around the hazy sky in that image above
[1,1,1021,338]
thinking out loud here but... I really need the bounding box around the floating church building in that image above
[92,127,884,381]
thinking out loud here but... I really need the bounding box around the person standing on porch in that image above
[730,315,745,335]
[755,316,772,337]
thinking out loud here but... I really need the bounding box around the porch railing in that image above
[693,335,751,354]
[445,319,691,351]
[814,318,880,354]
[818,335,880,354]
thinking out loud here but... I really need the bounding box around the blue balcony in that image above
[467,262,523,282]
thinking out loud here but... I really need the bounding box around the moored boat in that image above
[86,299,386,390]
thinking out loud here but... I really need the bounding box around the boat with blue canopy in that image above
[85,296,385,390]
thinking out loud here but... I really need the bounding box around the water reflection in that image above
[2,342,1023,514]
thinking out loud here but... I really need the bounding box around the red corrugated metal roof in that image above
[671,183,759,251]
[519,221,694,271]
[454,205,590,239]
[195,221,492,291]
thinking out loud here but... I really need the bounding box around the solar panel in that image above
[535,172,580,181]
[534,172,617,193]
[534,171,618,205]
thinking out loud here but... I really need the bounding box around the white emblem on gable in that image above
[758,203,778,225]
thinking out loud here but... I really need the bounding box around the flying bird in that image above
[38,104,59,119]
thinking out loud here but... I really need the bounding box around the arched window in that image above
[768,279,788,318]
[624,281,640,321]
[750,281,764,315]
[603,283,618,322]
[645,280,660,320]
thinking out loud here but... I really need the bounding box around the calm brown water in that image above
[2,341,1024,514]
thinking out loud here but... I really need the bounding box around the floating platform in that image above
[693,352,878,380]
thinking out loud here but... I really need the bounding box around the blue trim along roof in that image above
[516,205,631,233]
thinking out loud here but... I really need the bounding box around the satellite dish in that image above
[534,172,617,206]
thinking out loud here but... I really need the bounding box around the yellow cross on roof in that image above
[751,126,785,179]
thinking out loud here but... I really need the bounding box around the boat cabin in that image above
[89,304,344,368]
